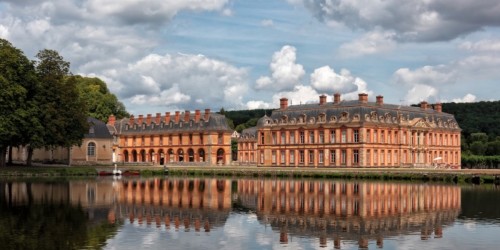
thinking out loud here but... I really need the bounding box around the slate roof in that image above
[260,100,460,130]
[86,117,113,139]
[112,112,232,135]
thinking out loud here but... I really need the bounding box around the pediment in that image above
[410,118,433,128]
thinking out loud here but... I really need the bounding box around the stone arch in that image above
[198,148,205,162]
[148,149,155,163]
[187,148,195,162]
[132,150,138,162]
[158,149,165,165]
[217,148,225,164]
[140,149,146,162]
[167,149,174,163]
[123,150,129,162]
[177,148,184,162]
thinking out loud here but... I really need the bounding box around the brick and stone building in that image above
[107,109,233,165]
[238,93,461,168]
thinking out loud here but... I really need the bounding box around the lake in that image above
[1,177,499,249]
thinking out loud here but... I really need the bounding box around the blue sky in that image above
[1,0,500,115]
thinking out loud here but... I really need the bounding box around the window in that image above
[374,130,378,143]
[388,150,392,165]
[169,135,173,145]
[290,151,295,164]
[309,131,315,144]
[159,135,163,145]
[341,150,346,164]
[366,150,371,165]
[260,151,264,164]
[319,150,324,164]
[353,129,359,143]
[261,132,265,144]
[290,132,295,144]
[272,132,277,144]
[141,136,145,146]
[299,150,305,164]
[299,131,305,144]
[319,131,324,143]
[281,132,286,144]
[272,150,276,164]
[281,150,286,164]
[374,150,378,164]
[218,133,223,144]
[330,130,336,143]
[353,149,359,164]
[367,130,371,143]
[179,134,183,145]
[189,134,193,144]
[341,130,346,143]
[89,126,95,134]
[381,131,385,143]
[87,142,96,156]
[308,150,314,164]
[387,131,391,144]
[150,135,154,145]
[330,150,336,165]
[381,150,385,164]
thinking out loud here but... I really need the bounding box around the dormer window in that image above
[89,126,95,134]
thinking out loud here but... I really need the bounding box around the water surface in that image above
[1,177,499,249]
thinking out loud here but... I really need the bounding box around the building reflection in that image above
[1,178,461,248]
[237,179,460,248]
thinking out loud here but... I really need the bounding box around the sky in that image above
[1,0,500,115]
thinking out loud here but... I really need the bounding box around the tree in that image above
[0,39,39,167]
[34,49,88,164]
[73,76,129,122]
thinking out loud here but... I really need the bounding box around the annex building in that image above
[238,93,461,168]
[107,109,233,166]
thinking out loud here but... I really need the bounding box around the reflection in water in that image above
[237,180,461,249]
[1,178,497,249]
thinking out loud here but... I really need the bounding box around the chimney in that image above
[138,114,144,124]
[155,113,161,124]
[333,93,341,104]
[184,110,190,122]
[165,112,171,123]
[195,110,201,123]
[146,114,152,125]
[280,97,288,109]
[129,115,135,126]
[319,95,327,105]
[358,93,368,104]
[175,111,180,123]
[376,95,384,106]
[204,109,211,121]
[107,114,116,126]
[434,103,442,113]
[420,101,428,110]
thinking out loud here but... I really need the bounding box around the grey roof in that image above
[262,100,460,130]
[240,126,258,139]
[113,113,232,135]
[86,117,113,139]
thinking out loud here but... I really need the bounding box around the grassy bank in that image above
[1,165,499,184]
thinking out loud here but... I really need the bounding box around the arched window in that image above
[87,142,96,156]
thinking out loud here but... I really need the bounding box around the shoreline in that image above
[1,164,499,184]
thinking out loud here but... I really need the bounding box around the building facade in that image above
[108,109,233,165]
[10,117,114,165]
[238,93,461,168]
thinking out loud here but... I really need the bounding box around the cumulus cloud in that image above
[310,66,361,94]
[288,0,500,42]
[393,65,457,86]
[0,24,9,38]
[338,30,397,57]
[450,93,477,103]
[114,53,248,112]
[255,45,305,91]
[404,84,439,104]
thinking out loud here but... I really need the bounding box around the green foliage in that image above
[443,101,500,138]
[225,109,272,132]
[35,50,89,150]
[73,75,129,122]
[462,154,500,169]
